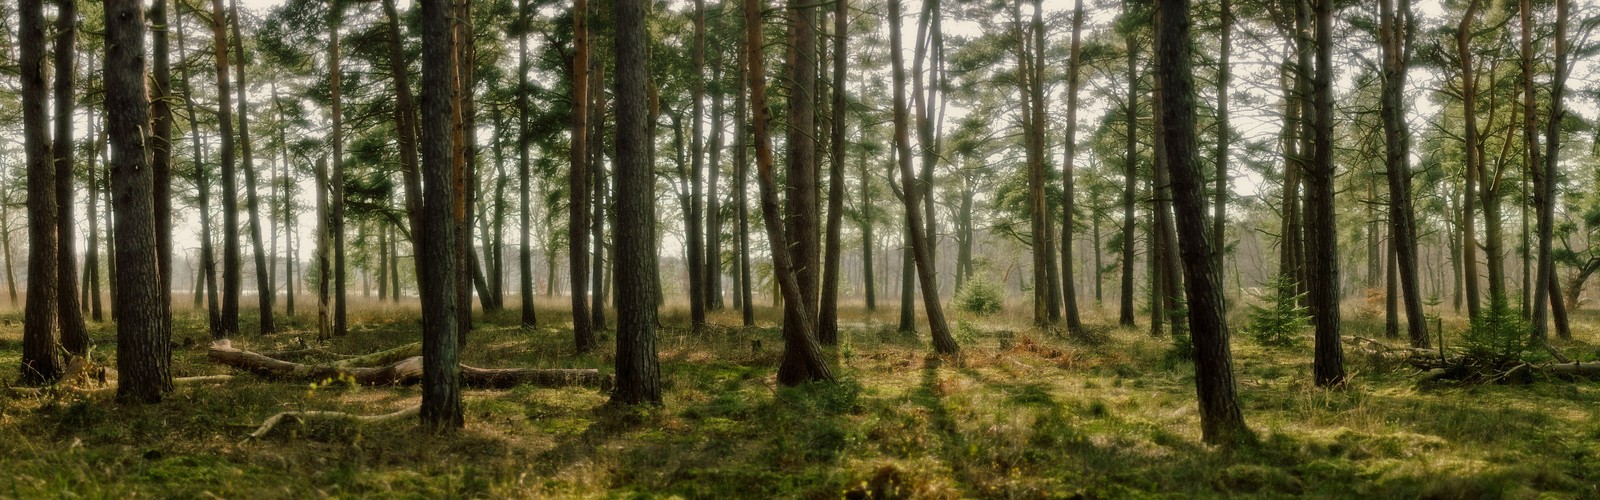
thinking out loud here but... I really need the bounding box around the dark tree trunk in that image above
[211,0,241,337]
[383,0,423,233]
[705,56,726,314]
[819,0,848,345]
[899,243,914,332]
[1059,0,1085,334]
[1545,0,1572,340]
[570,0,594,351]
[153,0,176,332]
[518,0,537,327]
[891,0,958,355]
[176,7,221,336]
[54,0,89,357]
[1456,0,1483,319]
[610,0,663,405]
[86,113,104,321]
[1381,0,1428,347]
[1306,0,1345,387]
[1156,0,1251,447]
[1212,0,1232,279]
[20,0,63,384]
[274,86,297,318]
[419,0,462,432]
[733,33,756,327]
[316,158,332,341]
[233,0,274,334]
[1386,229,1399,339]
[749,0,834,385]
[329,2,348,337]
[686,0,707,327]
[784,0,822,345]
[105,0,174,403]
[1118,18,1138,328]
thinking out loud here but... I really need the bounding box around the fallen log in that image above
[1543,361,1600,379]
[209,341,609,389]
[242,404,421,443]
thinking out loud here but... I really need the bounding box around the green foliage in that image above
[954,277,1004,317]
[1245,275,1310,348]
[1461,297,1540,367]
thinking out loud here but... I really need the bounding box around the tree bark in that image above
[233,0,274,334]
[211,0,241,337]
[1155,0,1252,446]
[733,31,756,327]
[329,2,348,337]
[1059,0,1085,334]
[819,0,848,345]
[1456,0,1483,319]
[517,0,537,327]
[106,0,175,402]
[176,7,222,336]
[784,0,822,343]
[1380,0,1428,348]
[20,0,63,384]
[569,0,594,351]
[610,0,663,405]
[1118,15,1138,329]
[891,0,958,355]
[54,0,89,356]
[749,0,834,385]
[1306,0,1345,387]
[418,0,463,432]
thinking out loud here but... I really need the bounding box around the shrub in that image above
[1462,296,1538,367]
[1244,275,1309,347]
[955,277,1004,317]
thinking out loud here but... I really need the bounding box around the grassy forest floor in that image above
[3,300,1600,498]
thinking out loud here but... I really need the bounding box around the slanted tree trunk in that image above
[610,0,662,405]
[569,0,594,351]
[105,0,175,403]
[54,0,89,356]
[1381,0,1428,347]
[176,7,222,336]
[211,0,242,337]
[1306,0,1345,387]
[1154,0,1252,447]
[233,0,274,334]
[749,0,833,385]
[819,0,848,345]
[1532,0,1571,339]
[418,0,463,432]
[891,0,958,355]
[20,0,63,384]
[382,0,423,233]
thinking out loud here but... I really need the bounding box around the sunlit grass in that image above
[0,298,1596,497]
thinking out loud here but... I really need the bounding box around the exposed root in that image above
[241,404,422,444]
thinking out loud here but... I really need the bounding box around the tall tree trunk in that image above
[706,55,726,314]
[686,0,708,327]
[610,0,663,405]
[105,0,174,403]
[749,0,834,385]
[1152,69,1185,338]
[272,84,297,318]
[54,0,89,356]
[316,158,332,341]
[784,0,822,343]
[1212,0,1232,278]
[86,112,104,321]
[1456,0,1482,319]
[1155,0,1252,447]
[1118,18,1138,328]
[569,0,594,351]
[733,29,756,327]
[862,150,877,312]
[1306,0,1345,387]
[1381,0,1428,347]
[419,0,463,431]
[819,0,848,344]
[176,7,221,336]
[20,0,63,384]
[210,0,242,337]
[1543,0,1572,339]
[383,0,423,232]
[1058,0,1085,334]
[518,0,537,327]
[329,2,349,337]
[233,0,274,334]
[891,0,958,354]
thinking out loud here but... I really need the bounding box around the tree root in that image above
[241,404,422,444]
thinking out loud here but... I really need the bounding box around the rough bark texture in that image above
[209,341,605,389]
[783,0,821,345]
[20,0,63,385]
[54,0,89,357]
[569,0,594,352]
[1456,0,1482,319]
[419,0,463,432]
[233,0,274,334]
[1118,19,1138,329]
[1155,0,1252,447]
[819,0,848,345]
[151,0,175,340]
[749,0,834,386]
[733,35,756,327]
[1306,0,1345,387]
[610,0,663,406]
[211,0,241,337]
[106,0,175,403]
[330,3,348,338]
[891,0,959,355]
[1381,0,1428,347]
